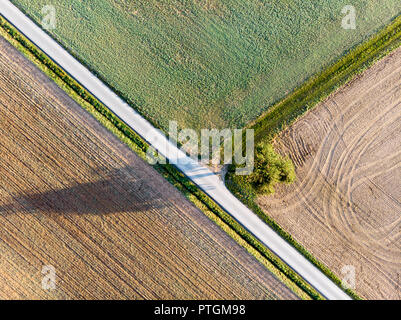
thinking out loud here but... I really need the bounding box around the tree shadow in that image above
[0,166,167,215]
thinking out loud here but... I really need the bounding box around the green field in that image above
[11,0,401,133]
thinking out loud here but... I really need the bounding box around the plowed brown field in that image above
[0,36,298,300]
[259,47,401,300]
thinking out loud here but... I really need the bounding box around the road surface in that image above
[0,0,351,300]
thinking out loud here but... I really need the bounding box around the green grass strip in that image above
[0,15,322,300]
[251,14,401,142]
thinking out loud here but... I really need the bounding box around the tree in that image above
[248,142,295,194]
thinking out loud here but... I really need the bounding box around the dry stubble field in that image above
[259,47,401,300]
[0,36,298,300]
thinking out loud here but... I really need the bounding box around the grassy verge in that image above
[0,15,322,300]
[250,14,401,142]
[228,13,401,301]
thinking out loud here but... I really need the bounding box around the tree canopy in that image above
[248,142,295,194]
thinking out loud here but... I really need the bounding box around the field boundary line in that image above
[250,14,401,141]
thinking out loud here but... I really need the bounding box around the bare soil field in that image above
[0,37,298,300]
[259,47,401,300]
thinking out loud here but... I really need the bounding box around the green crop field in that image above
[11,0,401,133]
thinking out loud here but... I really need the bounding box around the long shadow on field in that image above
[0,166,169,215]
